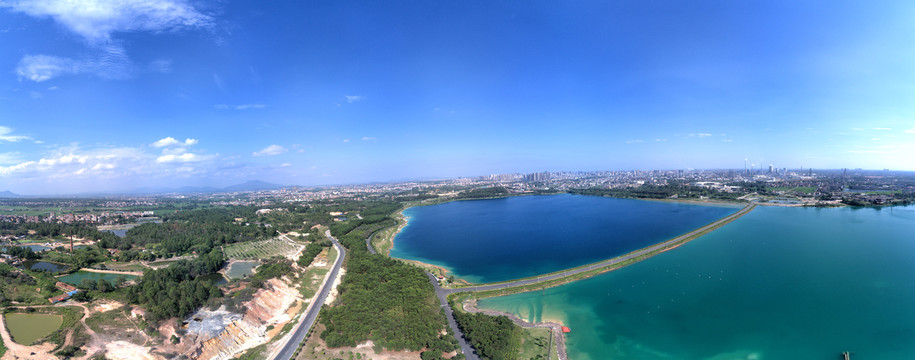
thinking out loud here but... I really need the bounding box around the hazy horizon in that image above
[2,1,914,194]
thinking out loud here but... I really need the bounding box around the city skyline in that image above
[2,1,915,194]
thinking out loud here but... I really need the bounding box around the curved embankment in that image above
[421,203,756,360]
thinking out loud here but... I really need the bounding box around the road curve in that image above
[272,229,346,360]
[366,231,377,255]
[427,272,481,360]
[444,203,755,295]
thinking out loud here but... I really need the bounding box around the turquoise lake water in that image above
[479,204,915,360]
[391,194,738,283]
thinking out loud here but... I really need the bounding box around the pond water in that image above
[2,244,51,252]
[225,261,258,279]
[18,260,70,273]
[58,271,137,286]
[4,313,63,345]
[199,273,228,285]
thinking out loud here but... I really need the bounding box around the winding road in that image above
[271,229,346,360]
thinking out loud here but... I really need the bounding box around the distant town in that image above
[2,167,913,224]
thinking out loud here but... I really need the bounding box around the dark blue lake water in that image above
[390,194,738,283]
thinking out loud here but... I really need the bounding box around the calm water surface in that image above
[391,194,738,283]
[58,270,137,286]
[19,260,70,273]
[480,205,915,360]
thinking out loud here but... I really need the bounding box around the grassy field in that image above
[224,238,301,260]
[101,261,148,272]
[370,214,405,255]
[519,327,560,360]
[299,246,336,299]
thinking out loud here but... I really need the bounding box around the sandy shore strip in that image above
[78,268,144,276]
[463,299,568,360]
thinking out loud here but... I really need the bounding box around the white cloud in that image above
[7,0,211,82]
[655,139,667,142]
[697,133,712,137]
[0,152,23,165]
[214,104,266,110]
[253,145,287,156]
[722,139,734,142]
[15,55,76,82]
[625,139,643,144]
[361,136,376,141]
[16,42,135,82]
[6,0,213,43]
[851,127,865,131]
[151,137,197,148]
[91,163,116,170]
[156,152,211,163]
[345,95,364,103]
[873,127,892,131]
[280,163,292,167]
[905,127,915,134]
[342,139,350,143]
[0,126,30,142]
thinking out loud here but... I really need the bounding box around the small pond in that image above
[18,260,71,273]
[225,261,258,279]
[4,313,63,345]
[58,271,137,286]
[199,273,228,285]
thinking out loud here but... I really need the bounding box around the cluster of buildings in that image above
[0,210,156,225]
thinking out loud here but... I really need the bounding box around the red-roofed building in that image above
[561,326,571,333]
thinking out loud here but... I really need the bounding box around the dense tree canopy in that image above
[452,311,522,360]
[319,252,450,351]
[127,249,225,322]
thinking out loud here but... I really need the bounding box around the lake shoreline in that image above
[389,194,746,285]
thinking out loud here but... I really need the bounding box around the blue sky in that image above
[1,1,914,194]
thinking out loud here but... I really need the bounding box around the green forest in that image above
[318,201,458,356]
[452,311,522,360]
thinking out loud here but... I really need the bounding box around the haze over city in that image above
[2,1,914,194]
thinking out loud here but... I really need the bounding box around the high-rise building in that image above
[768,164,773,173]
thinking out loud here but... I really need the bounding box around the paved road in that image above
[441,204,755,296]
[366,231,377,254]
[272,229,346,360]
[426,272,481,360]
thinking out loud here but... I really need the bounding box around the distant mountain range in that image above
[1,180,287,198]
